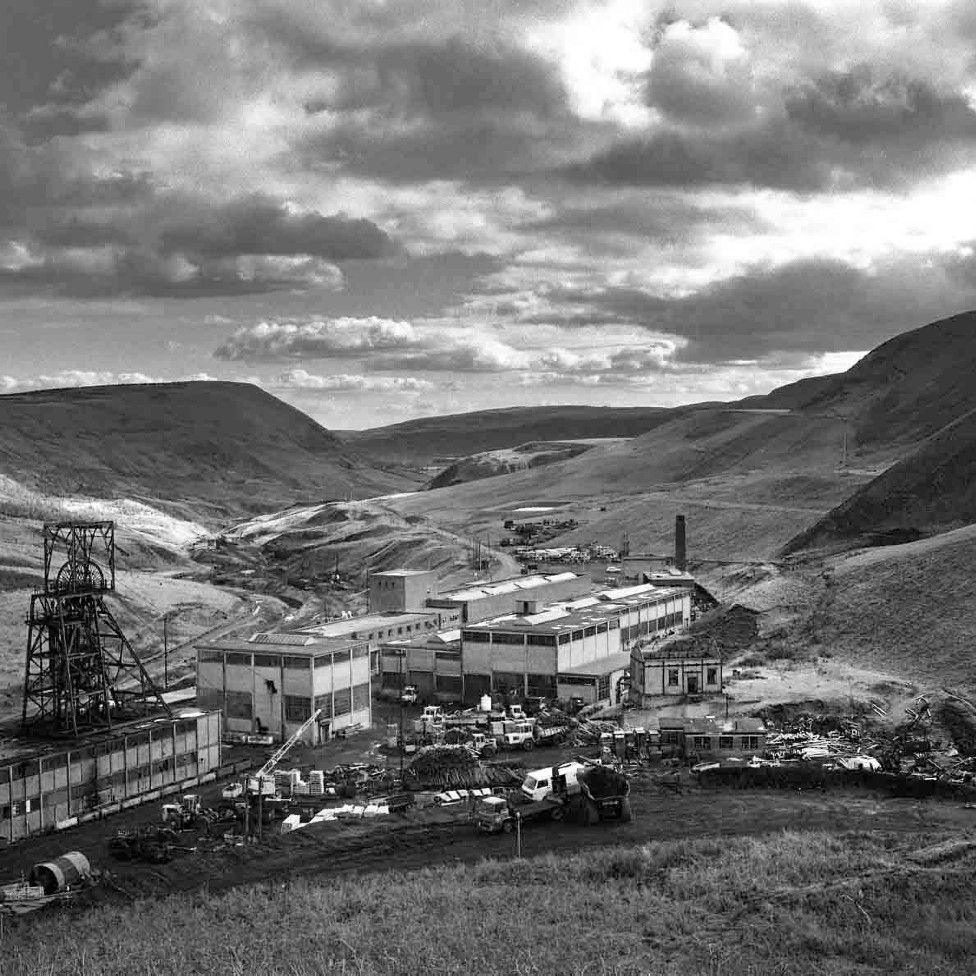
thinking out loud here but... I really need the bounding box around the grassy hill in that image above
[339,405,675,465]
[6,830,975,975]
[784,407,976,554]
[0,382,410,521]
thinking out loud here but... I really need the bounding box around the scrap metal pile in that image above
[404,745,523,790]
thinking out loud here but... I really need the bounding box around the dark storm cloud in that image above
[289,33,587,182]
[159,195,396,262]
[0,1,145,123]
[570,64,976,191]
[785,66,976,145]
[537,257,976,362]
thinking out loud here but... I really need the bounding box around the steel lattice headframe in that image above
[22,520,170,736]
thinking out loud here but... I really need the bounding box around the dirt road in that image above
[4,782,974,907]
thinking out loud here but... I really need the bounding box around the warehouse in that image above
[459,583,691,704]
[299,608,461,673]
[379,629,462,703]
[0,709,221,843]
[196,632,371,744]
[426,571,587,623]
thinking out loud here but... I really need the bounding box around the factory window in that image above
[351,682,370,710]
[557,633,571,644]
[692,736,711,751]
[313,694,333,718]
[493,633,526,645]
[353,646,369,659]
[572,630,584,642]
[225,653,251,667]
[668,669,679,687]
[706,668,718,685]
[527,634,556,647]
[583,626,596,638]
[493,672,523,692]
[436,675,462,694]
[284,696,312,722]
[462,630,490,642]
[741,736,761,751]
[597,623,608,633]
[253,654,280,669]
[314,654,334,668]
[198,649,223,664]
[435,650,460,661]
[283,656,310,670]
[597,675,610,700]
[719,736,733,750]
[609,619,620,629]
[333,688,352,717]
[397,627,403,635]
[225,691,253,720]
[526,674,556,696]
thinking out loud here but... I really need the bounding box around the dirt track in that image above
[5,783,975,907]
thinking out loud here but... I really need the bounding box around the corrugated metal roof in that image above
[250,633,316,646]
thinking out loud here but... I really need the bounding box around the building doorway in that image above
[686,675,699,694]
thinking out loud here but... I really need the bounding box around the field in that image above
[4,814,976,975]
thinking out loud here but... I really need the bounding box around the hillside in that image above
[339,405,675,465]
[425,438,625,489]
[784,407,976,553]
[0,382,411,522]
[6,830,975,975]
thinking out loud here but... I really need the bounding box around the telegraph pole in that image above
[163,613,169,691]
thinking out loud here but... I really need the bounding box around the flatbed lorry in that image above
[474,792,570,833]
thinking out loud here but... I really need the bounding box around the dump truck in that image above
[577,765,632,825]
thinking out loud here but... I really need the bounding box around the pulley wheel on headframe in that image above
[55,558,106,593]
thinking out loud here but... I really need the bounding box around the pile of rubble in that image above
[404,745,522,790]
[568,717,619,748]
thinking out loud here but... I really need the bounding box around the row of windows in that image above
[205,649,368,670]
[689,735,762,751]
[667,666,720,686]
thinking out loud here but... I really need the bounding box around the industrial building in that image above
[298,608,461,673]
[0,709,222,843]
[659,717,767,758]
[196,632,371,744]
[380,582,692,706]
[368,569,440,612]
[379,629,462,702]
[426,571,587,623]
[630,645,723,701]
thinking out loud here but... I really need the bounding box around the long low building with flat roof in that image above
[380,582,692,707]
[298,608,461,673]
[426,571,588,623]
[196,631,371,744]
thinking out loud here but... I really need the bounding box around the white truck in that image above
[520,762,586,802]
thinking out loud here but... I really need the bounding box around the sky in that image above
[3,1,976,428]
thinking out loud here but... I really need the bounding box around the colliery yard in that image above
[2,514,976,921]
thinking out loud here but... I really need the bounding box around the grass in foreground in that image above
[4,830,976,976]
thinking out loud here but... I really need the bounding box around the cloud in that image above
[158,195,395,262]
[645,16,759,126]
[534,254,976,363]
[271,369,433,393]
[214,317,418,361]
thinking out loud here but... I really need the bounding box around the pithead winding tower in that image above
[21,520,170,735]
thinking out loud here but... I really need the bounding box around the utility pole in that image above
[163,613,169,691]
[399,651,405,778]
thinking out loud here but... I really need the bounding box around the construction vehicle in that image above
[109,826,192,863]
[413,705,444,735]
[578,765,632,824]
[161,793,203,829]
[470,732,498,758]
[475,787,570,834]
[499,721,536,750]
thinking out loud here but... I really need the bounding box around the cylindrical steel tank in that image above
[29,851,91,894]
